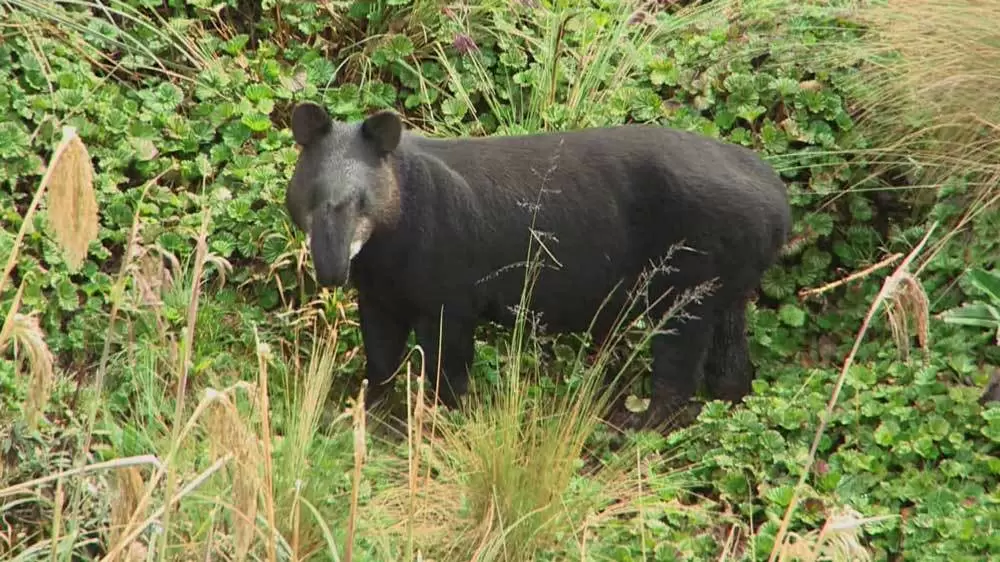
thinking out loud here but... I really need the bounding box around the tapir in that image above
[284,101,792,428]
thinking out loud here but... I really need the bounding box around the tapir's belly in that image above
[474,256,642,336]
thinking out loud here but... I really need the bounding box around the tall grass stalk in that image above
[765,222,937,562]
[156,206,212,562]
[271,320,353,560]
[253,327,278,562]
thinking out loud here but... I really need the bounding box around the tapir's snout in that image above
[308,204,352,288]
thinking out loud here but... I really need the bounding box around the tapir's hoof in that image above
[605,406,645,432]
[640,401,703,435]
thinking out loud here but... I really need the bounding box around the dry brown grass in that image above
[849,0,1000,176]
[106,466,148,562]
[3,310,55,430]
[774,506,892,562]
[840,0,1000,273]
[203,389,264,561]
[882,270,930,362]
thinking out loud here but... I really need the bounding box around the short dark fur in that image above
[286,102,792,427]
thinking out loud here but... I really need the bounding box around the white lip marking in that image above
[349,218,374,260]
[349,240,364,259]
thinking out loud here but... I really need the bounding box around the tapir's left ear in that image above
[361,110,403,155]
[291,102,332,146]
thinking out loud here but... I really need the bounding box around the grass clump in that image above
[368,326,669,561]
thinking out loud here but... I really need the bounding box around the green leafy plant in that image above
[940,268,1000,345]
[4,0,1000,561]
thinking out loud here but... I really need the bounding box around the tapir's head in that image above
[286,102,403,288]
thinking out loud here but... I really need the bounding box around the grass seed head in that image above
[6,312,56,429]
[47,127,99,273]
[882,271,930,361]
[106,467,147,562]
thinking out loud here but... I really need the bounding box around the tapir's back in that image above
[395,124,789,332]
[410,124,788,259]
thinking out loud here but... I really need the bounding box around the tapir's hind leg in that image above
[645,295,716,431]
[703,298,755,404]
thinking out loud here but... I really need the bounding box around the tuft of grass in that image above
[422,0,742,137]
[848,0,1000,181]
[270,321,358,561]
[2,0,216,85]
[838,0,1000,272]
[370,367,668,562]
[426,0,651,135]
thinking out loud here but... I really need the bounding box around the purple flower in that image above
[452,33,478,55]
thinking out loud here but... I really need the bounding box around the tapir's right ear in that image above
[361,110,403,155]
[291,102,332,146]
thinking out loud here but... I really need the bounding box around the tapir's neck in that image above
[348,138,436,283]
[394,134,476,204]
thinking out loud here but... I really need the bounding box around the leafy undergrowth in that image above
[3,0,1000,560]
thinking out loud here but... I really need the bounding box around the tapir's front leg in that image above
[358,292,412,408]
[414,309,477,409]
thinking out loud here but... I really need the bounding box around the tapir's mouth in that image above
[314,262,349,288]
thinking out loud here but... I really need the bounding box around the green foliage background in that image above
[1,0,999,560]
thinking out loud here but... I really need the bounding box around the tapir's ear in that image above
[360,110,403,154]
[291,102,332,146]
